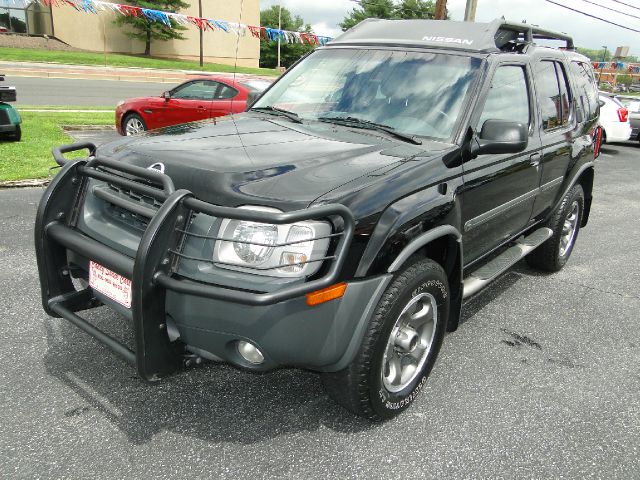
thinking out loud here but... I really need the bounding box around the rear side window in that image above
[570,61,599,121]
[535,60,573,130]
[477,65,530,129]
[556,63,572,125]
[216,84,238,100]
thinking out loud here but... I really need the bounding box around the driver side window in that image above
[477,65,530,131]
[172,81,217,100]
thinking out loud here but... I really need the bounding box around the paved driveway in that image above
[1,144,638,478]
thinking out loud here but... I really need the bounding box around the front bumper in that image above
[115,106,125,135]
[35,144,376,380]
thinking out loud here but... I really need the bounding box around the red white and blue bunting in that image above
[592,62,640,74]
[30,0,333,46]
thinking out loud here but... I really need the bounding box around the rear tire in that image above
[526,184,584,272]
[122,113,146,136]
[2,125,21,142]
[11,125,21,141]
[322,258,449,420]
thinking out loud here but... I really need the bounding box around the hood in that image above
[97,113,448,209]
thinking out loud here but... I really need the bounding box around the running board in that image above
[463,227,553,299]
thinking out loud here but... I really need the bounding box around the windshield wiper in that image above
[251,106,302,124]
[317,116,422,145]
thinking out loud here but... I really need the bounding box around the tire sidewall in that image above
[369,264,449,419]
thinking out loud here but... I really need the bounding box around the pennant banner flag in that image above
[592,61,640,74]
[32,0,333,46]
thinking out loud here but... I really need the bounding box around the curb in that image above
[62,125,116,131]
[0,179,50,189]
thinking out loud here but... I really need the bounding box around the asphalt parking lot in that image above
[0,143,638,478]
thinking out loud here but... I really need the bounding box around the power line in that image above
[544,0,640,33]
[578,0,640,21]
[610,0,640,12]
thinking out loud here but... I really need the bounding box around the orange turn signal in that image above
[306,282,348,306]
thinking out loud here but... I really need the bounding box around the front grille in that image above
[0,110,9,126]
[107,183,163,209]
[94,182,164,231]
[105,203,151,231]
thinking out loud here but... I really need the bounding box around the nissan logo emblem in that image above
[148,162,165,174]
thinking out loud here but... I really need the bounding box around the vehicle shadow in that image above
[41,261,542,446]
[42,311,374,446]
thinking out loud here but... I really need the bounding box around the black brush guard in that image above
[36,143,354,380]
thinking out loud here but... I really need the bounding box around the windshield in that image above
[252,48,481,140]
[240,80,273,92]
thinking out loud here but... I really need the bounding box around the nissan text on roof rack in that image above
[35,19,600,420]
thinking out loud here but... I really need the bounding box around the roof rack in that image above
[331,18,575,53]
[498,21,574,50]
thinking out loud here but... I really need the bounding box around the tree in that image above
[340,0,395,31]
[577,47,611,62]
[113,0,190,56]
[259,6,315,69]
[577,47,637,64]
[395,0,437,20]
[340,0,440,31]
[616,74,633,86]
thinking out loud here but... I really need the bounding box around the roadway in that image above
[0,143,639,477]
[11,76,173,106]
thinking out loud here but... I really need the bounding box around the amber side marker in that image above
[306,282,348,306]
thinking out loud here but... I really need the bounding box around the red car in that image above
[115,76,271,135]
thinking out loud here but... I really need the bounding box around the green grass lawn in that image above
[17,105,115,111]
[0,110,114,182]
[0,47,280,77]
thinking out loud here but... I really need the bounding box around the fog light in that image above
[237,340,265,364]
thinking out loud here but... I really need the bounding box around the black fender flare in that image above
[386,225,462,272]
[372,224,464,332]
[551,161,595,226]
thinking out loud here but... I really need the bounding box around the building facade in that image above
[0,0,260,68]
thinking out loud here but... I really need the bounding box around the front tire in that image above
[527,184,584,272]
[322,258,449,420]
[122,113,146,136]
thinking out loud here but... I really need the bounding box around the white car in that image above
[598,93,632,143]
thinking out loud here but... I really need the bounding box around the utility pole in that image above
[464,0,477,21]
[434,0,447,20]
[277,5,282,70]
[198,0,204,67]
[598,46,608,83]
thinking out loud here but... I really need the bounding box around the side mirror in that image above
[471,119,528,157]
[162,91,171,101]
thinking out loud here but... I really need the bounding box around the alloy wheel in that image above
[381,292,437,393]
[559,200,579,257]
[125,117,145,135]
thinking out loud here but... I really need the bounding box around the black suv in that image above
[35,19,600,420]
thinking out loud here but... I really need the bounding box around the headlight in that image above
[213,206,331,278]
[116,100,125,108]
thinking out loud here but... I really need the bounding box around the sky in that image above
[260,0,640,55]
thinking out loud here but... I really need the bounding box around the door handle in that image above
[529,153,542,167]
[197,106,206,110]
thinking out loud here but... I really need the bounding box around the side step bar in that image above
[463,227,553,299]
